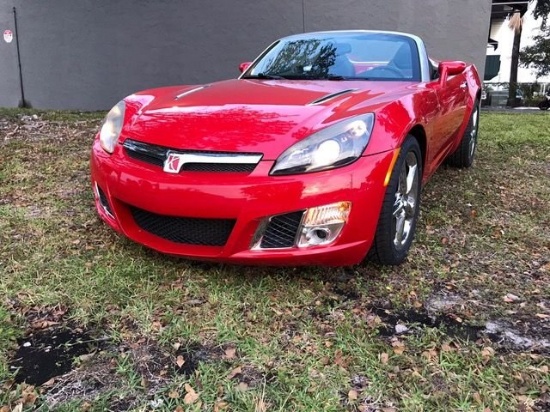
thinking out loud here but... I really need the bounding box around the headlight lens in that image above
[99,100,126,153]
[270,114,374,175]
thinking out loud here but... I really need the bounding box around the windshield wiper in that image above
[325,75,373,81]
[242,73,287,80]
[325,75,351,80]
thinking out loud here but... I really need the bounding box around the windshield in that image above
[243,32,421,81]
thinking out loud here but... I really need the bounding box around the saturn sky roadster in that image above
[90,30,481,266]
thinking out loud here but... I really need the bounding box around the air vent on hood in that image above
[307,88,357,106]
[175,86,209,100]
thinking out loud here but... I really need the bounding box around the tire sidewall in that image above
[381,136,422,263]
[464,100,480,167]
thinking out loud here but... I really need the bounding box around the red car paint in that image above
[91,32,481,266]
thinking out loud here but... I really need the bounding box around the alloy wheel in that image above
[469,106,479,159]
[392,151,419,250]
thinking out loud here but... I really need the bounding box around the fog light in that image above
[298,201,351,247]
[304,227,331,245]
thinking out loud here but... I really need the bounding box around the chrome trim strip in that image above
[250,211,306,251]
[164,151,263,173]
[94,182,114,220]
[307,88,357,105]
[250,218,270,250]
[168,152,263,164]
[175,86,208,100]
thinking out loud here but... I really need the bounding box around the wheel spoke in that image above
[405,164,417,194]
[404,199,415,216]
[394,213,405,244]
[393,197,403,217]
[398,169,407,196]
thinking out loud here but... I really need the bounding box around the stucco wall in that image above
[0,4,20,107]
[0,0,491,110]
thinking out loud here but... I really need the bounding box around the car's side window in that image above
[429,59,439,80]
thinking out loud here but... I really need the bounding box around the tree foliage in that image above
[520,26,550,77]
[532,0,550,28]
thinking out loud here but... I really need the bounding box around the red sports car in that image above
[91,30,481,266]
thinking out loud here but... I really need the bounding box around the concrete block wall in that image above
[0,0,491,110]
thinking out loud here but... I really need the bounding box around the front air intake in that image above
[130,206,235,246]
[259,211,305,249]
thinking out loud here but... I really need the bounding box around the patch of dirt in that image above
[5,305,233,409]
[331,283,361,301]
[43,350,124,410]
[372,307,483,342]
[125,339,171,394]
[44,338,180,410]
[484,320,550,353]
[371,304,550,354]
[229,365,275,389]
[9,327,107,386]
[7,301,69,329]
[0,113,101,146]
[173,341,225,377]
[424,291,465,313]
[340,374,397,411]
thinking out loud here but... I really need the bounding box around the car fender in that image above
[364,88,438,158]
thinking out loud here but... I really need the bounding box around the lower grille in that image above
[260,211,304,249]
[130,207,235,246]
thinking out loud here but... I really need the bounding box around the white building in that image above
[487,1,550,84]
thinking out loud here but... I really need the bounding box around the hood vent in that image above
[175,85,209,100]
[307,88,357,106]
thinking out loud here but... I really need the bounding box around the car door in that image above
[428,70,469,167]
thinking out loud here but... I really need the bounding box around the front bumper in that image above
[90,139,395,266]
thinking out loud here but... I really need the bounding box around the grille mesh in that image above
[130,206,235,246]
[123,140,167,167]
[125,148,164,167]
[260,211,304,249]
[180,163,257,173]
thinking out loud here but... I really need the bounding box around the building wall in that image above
[0,4,20,107]
[487,2,550,83]
[0,0,491,110]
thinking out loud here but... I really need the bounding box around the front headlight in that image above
[99,100,126,154]
[270,114,374,175]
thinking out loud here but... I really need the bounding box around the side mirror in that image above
[239,62,252,73]
[438,61,466,85]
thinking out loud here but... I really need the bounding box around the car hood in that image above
[123,79,415,160]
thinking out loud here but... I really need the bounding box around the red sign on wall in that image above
[3,30,13,43]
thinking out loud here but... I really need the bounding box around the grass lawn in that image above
[0,110,549,411]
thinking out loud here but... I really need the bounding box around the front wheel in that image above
[369,136,422,265]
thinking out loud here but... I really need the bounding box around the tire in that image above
[369,136,422,265]
[539,100,550,111]
[446,100,480,168]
